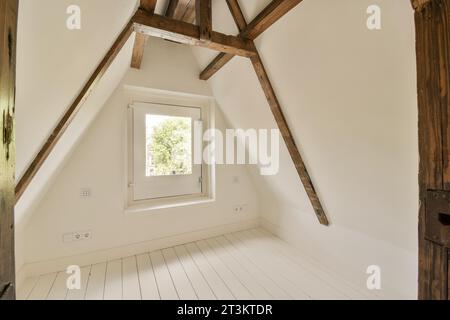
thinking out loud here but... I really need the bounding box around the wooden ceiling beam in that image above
[131,0,157,69]
[226,0,329,225]
[200,0,303,80]
[132,9,256,57]
[15,21,135,202]
[196,0,212,42]
[226,0,247,32]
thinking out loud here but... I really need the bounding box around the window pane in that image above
[145,114,192,177]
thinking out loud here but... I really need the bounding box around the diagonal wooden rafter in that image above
[16,3,329,225]
[225,0,329,225]
[200,0,303,80]
[131,0,157,69]
[15,21,135,202]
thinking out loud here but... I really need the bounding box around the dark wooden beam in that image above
[200,0,303,80]
[131,33,148,68]
[411,0,431,10]
[0,0,18,300]
[132,9,256,57]
[251,53,329,225]
[199,52,234,80]
[226,0,328,225]
[15,21,135,202]
[413,0,450,300]
[140,0,158,12]
[165,0,179,18]
[131,0,157,69]
[226,0,247,32]
[196,0,212,41]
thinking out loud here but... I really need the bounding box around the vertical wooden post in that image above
[196,0,212,42]
[413,0,450,300]
[0,0,18,300]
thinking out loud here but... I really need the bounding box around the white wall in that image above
[15,0,138,277]
[192,0,418,299]
[23,38,259,267]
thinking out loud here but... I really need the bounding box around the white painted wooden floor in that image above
[19,229,374,300]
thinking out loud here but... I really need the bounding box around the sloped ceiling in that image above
[15,0,418,254]
[15,0,139,224]
[191,0,418,252]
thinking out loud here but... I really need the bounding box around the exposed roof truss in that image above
[16,0,330,226]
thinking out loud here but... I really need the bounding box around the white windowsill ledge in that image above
[125,196,215,214]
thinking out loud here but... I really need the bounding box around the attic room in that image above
[1,0,449,303]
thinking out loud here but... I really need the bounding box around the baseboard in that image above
[20,219,259,280]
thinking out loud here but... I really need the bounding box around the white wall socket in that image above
[233,204,247,214]
[63,230,92,243]
[80,188,91,198]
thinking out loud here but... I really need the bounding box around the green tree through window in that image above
[146,115,192,176]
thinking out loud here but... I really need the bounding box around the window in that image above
[131,102,202,201]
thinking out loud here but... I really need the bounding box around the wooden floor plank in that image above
[185,243,234,300]
[225,233,310,300]
[123,256,142,300]
[163,248,198,300]
[254,229,374,299]
[196,240,252,300]
[104,259,123,300]
[66,266,91,300]
[17,276,39,300]
[47,272,68,300]
[238,230,346,300]
[174,245,216,300]
[20,229,371,300]
[136,253,160,300]
[85,262,107,300]
[150,250,179,300]
[205,238,273,300]
[214,236,291,300]
[28,273,57,300]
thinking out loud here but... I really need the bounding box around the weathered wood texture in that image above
[166,0,196,23]
[414,0,450,300]
[225,0,328,225]
[132,9,256,57]
[15,22,135,202]
[226,0,247,32]
[196,0,212,41]
[412,0,432,10]
[131,0,157,69]
[251,53,328,225]
[0,0,18,300]
[200,0,303,80]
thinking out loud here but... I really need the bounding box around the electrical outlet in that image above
[63,230,92,243]
[233,204,247,215]
[80,188,91,198]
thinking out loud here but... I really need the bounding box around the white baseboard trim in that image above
[20,219,259,281]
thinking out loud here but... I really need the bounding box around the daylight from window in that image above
[145,114,192,177]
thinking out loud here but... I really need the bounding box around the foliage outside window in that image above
[146,115,192,177]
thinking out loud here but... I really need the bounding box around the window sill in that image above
[125,195,215,214]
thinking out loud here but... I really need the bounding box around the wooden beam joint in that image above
[132,9,256,57]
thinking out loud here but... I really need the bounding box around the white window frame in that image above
[124,85,216,213]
